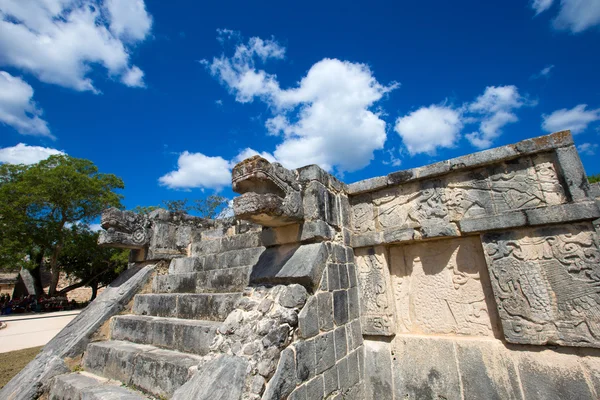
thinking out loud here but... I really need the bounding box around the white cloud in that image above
[121,65,145,87]
[0,71,51,137]
[532,0,554,15]
[159,147,280,190]
[542,104,600,134]
[105,0,153,42]
[0,143,64,164]
[553,0,600,33]
[233,148,277,164]
[533,0,600,33]
[0,0,152,92]
[466,85,534,149]
[88,223,103,232]
[531,65,555,79]
[577,142,598,156]
[394,105,462,155]
[158,151,232,190]
[206,32,398,173]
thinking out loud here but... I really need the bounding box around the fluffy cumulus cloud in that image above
[0,143,64,164]
[577,142,598,156]
[532,0,600,33]
[466,85,534,149]
[542,104,600,134]
[0,71,51,137]
[205,31,398,173]
[394,85,533,154]
[0,0,153,92]
[158,152,232,190]
[394,105,462,155]
[159,147,279,190]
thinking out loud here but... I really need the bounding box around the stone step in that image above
[169,246,265,274]
[49,372,149,399]
[111,315,219,355]
[190,231,262,255]
[83,340,202,399]
[153,266,251,294]
[132,293,241,321]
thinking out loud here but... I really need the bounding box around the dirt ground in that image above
[0,346,43,388]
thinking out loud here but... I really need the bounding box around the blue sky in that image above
[0,0,599,213]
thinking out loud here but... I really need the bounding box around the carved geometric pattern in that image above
[482,223,600,348]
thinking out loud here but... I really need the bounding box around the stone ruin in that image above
[2,130,600,400]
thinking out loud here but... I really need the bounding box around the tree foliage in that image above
[0,155,124,296]
[58,225,128,300]
[589,174,600,184]
[138,195,229,219]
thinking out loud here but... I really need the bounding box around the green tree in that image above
[0,155,124,296]
[193,195,228,219]
[133,195,228,219]
[589,174,600,184]
[58,225,128,301]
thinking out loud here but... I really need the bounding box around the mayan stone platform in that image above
[3,130,600,400]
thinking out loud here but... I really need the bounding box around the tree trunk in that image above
[48,221,66,296]
[90,281,98,301]
[31,250,46,297]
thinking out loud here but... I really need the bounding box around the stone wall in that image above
[7,130,600,400]
[346,131,600,399]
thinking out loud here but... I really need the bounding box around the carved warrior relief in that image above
[355,246,397,336]
[390,237,497,337]
[350,153,566,234]
[482,223,600,348]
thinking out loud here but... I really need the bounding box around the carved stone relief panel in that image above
[532,153,567,205]
[350,193,375,233]
[372,182,420,231]
[443,168,494,221]
[351,152,567,237]
[355,246,397,336]
[390,237,499,337]
[488,156,546,214]
[482,223,600,348]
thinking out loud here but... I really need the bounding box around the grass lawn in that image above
[0,346,43,389]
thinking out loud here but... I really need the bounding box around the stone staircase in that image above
[49,232,265,400]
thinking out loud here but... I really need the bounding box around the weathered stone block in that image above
[250,243,329,290]
[364,340,393,400]
[324,364,339,397]
[306,375,324,400]
[315,331,335,374]
[333,290,348,326]
[392,336,462,400]
[337,357,350,392]
[338,264,349,289]
[295,339,316,383]
[327,263,340,291]
[347,287,359,321]
[172,355,248,400]
[278,284,308,309]
[262,348,296,400]
[334,326,347,361]
[317,292,334,331]
[298,297,319,339]
[482,223,600,348]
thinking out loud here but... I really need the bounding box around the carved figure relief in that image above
[390,237,497,337]
[355,246,396,336]
[351,153,567,236]
[482,223,600,348]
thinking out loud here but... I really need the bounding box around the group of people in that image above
[1,294,80,315]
